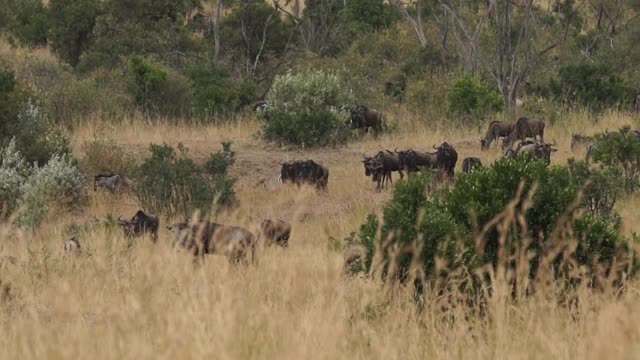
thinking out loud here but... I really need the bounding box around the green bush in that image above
[349,157,636,291]
[132,143,236,219]
[589,127,640,192]
[447,75,504,124]
[18,154,86,227]
[262,69,353,147]
[80,138,136,176]
[127,55,167,117]
[48,0,100,67]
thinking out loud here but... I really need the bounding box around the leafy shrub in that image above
[188,66,256,119]
[0,67,19,140]
[132,143,236,218]
[589,127,640,192]
[349,157,635,292]
[549,63,635,111]
[80,138,136,176]
[448,75,504,124]
[11,101,71,166]
[0,139,28,217]
[48,0,100,67]
[127,55,167,116]
[262,69,353,147]
[18,154,86,227]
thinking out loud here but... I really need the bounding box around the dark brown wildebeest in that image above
[505,117,545,148]
[168,219,257,264]
[570,133,592,151]
[397,149,438,173]
[118,210,159,243]
[480,121,515,150]
[363,150,405,189]
[434,142,458,177]
[349,106,383,135]
[462,157,483,173]
[280,160,329,190]
[259,219,291,248]
[63,236,82,256]
[94,174,132,193]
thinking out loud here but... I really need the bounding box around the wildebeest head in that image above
[63,236,82,256]
[349,106,365,129]
[118,210,159,243]
[260,219,291,248]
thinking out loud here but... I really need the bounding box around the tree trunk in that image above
[213,0,223,64]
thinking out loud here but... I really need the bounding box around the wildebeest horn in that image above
[433,145,439,150]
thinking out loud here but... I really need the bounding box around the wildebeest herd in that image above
[67,108,617,268]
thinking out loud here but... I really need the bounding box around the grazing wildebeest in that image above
[480,121,515,150]
[94,174,132,193]
[259,219,291,248]
[570,133,592,151]
[349,106,383,135]
[168,219,257,264]
[362,154,390,190]
[397,149,438,173]
[117,210,159,243]
[343,245,367,274]
[462,157,483,173]
[434,142,458,177]
[63,236,82,256]
[512,140,558,165]
[280,160,329,190]
[505,117,545,148]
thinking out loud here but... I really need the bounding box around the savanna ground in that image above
[2,111,640,359]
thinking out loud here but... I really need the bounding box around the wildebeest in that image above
[168,219,257,264]
[63,236,82,256]
[480,121,515,150]
[94,174,132,193]
[280,160,329,190]
[570,133,592,151]
[462,157,483,173]
[505,117,545,148]
[362,150,405,189]
[343,245,367,274]
[507,140,558,165]
[349,106,383,134]
[397,149,438,173]
[117,210,159,243]
[259,219,291,248]
[434,142,458,177]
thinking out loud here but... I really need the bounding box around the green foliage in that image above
[0,67,19,140]
[262,69,353,147]
[48,0,100,67]
[0,0,49,46]
[80,138,136,176]
[18,153,86,227]
[127,55,167,116]
[78,0,201,71]
[589,127,640,192]
[132,143,236,219]
[187,66,256,118]
[447,75,504,123]
[351,157,635,289]
[549,63,635,111]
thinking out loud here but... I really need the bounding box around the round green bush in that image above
[262,69,353,147]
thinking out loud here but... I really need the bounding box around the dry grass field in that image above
[2,111,640,359]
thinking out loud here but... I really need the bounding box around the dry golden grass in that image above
[2,111,640,359]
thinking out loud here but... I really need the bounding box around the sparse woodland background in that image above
[2,1,640,359]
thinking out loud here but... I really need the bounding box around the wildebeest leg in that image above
[398,170,404,180]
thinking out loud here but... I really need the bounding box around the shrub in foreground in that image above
[18,154,86,227]
[348,157,637,293]
[589,126,640,192]
[132,143,236,218]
